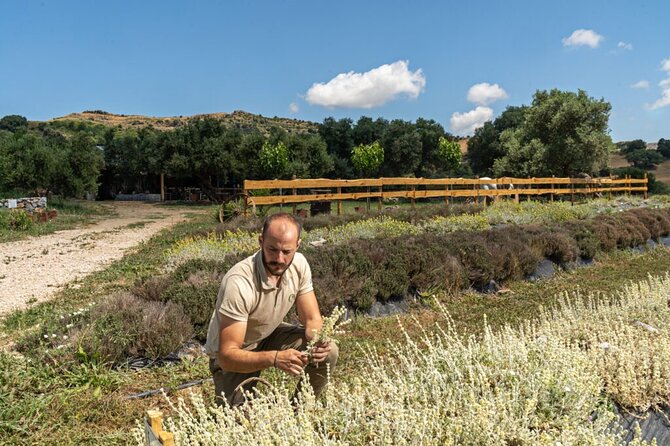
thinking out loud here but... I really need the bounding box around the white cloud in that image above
[647,58,670,110]
[288,102,299,113]
[631,80,650,89]
[450,106,493,135]
[617,41,633,50]
[562,29,604,48]
[466,82,508,105]
[305,60,426,108]
[648,90,670,110]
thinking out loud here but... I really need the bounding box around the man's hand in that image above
[274,349,308,376]
[309,341,331,364]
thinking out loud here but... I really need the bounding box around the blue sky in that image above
[1,0,668,142]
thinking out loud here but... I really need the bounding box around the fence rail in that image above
[243,175,648,215]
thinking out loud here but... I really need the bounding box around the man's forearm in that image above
[304,316,323,341]
[218,348,276,373]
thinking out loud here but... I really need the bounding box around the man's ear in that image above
[297,238,302,249]
[258,235,263,247]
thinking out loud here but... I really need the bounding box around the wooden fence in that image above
[243,175,648,216]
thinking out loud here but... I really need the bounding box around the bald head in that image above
[262,213,302,240]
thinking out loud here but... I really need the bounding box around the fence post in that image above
[279,187,283,211]
[551,175,555,202]
[527,177,531,202]
[445,183,450,205]
[378,184,382,211]
[644,172,648,199]
[474,176,480,204]
[609,175,613,200]
[146,410,173,446]
[243,184,249,217]
[410,184,416,209]
[291,175,297,215]
[337,185,342,215]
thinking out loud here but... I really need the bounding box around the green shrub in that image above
[155,259,233,341]
[74,293,192,364]
[445,232,497,289]
[485,227,542,280]
[563,222,600,259]
[306,244,375,311]
[8,209,34,230]
[132,275,172,301]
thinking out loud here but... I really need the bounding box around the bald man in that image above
[205,212,338,407]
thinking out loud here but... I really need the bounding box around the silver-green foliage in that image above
[134,274,670,445]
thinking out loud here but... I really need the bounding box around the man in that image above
[205,212,338,407]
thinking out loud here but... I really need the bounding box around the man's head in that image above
[259,213,302,278]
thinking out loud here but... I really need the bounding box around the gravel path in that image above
[0,202,206,316]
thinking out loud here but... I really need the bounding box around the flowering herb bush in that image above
[134,274,670,445]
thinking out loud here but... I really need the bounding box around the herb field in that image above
[2,196,670,445]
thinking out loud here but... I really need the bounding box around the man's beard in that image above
[262,251,293,276]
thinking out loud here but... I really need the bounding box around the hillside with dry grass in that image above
[48,110,319,135]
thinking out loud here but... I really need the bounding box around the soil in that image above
[0,201,207,316]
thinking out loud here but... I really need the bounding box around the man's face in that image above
[259,219,301,277]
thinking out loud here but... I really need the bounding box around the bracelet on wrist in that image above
[273,350,279,368]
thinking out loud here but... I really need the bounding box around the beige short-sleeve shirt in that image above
[205,250,313,358]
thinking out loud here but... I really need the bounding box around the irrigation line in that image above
[125,377,213,400]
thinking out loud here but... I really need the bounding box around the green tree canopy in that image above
[351,141,384,177]
[437,136,462,172]
[0,115,28,133]
[620,139,647,154]
[259,140,288,179]
[657,138,670,159]
[625,149,664,169]
[466,106,526,176]
[493,89,613,177]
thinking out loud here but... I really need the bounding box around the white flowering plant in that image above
[133,274,670,445]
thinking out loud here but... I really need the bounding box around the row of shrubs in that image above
[23,206,670,365]
[131,207,670,346]
[214,201,486,235]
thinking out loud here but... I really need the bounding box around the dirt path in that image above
[0,202,207,316]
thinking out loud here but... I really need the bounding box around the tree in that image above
[259,140,288,179]
[466,122,502,175]
[625,149,664,169]
[466,106,526,175]
[415,118,450,177]
[380,120,422,177]
[620,139,647,154]
[351,141,384,177]
[437,136,461,172]
[0,115,28,133]
[285,133,333,179]
[658,138,670,159]
[493,89,613,177]
[57,133,105,197]
[319,117,354,178]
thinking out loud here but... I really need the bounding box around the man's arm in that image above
[218,315,307,376]
[295,290,331,364]
[295,290,323,340]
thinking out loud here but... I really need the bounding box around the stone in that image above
[528,258,556,281]
[366,298,409,317]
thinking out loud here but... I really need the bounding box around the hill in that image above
[48,110,319,136]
